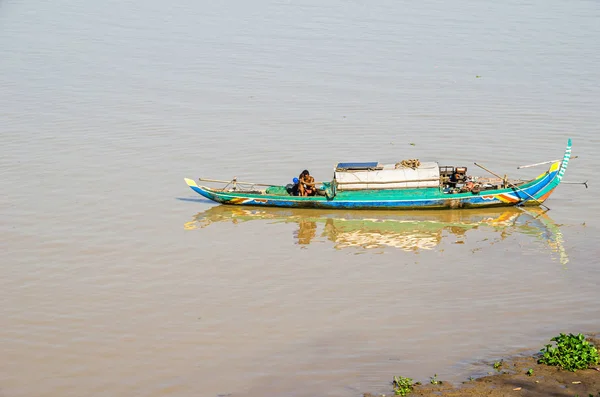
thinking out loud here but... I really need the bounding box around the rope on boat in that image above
[395,159,421,169]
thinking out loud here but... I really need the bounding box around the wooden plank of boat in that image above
[184,139,572,211]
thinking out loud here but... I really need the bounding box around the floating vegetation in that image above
[538,333,599,372]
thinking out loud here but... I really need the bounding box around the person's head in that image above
[300,170,310,178]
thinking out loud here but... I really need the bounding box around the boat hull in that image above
[184,140,571,211]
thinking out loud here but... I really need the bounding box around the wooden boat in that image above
[184,139,572,210]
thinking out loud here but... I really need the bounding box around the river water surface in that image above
[1,0,599,396]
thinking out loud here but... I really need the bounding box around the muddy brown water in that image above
[1,0,600,396]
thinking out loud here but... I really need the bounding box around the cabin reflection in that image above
[185,206,568,264]
[320,217,442,251]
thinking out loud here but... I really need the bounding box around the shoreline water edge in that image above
[364,334,600,397]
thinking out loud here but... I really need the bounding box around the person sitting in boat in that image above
[448,171,460,188]
[298,170,316,196]
[287,177,300,196]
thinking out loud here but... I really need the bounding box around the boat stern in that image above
[185,178,219,201]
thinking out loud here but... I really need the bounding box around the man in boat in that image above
[298,170,316,196]
[448,171,459,188]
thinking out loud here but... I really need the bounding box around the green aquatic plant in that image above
[493,360,503,370]
[538,333,599,372]
[526,368,534,376]
[429,374,441,385]
[392,376,413,396]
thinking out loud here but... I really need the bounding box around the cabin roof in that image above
[335,162,381,171]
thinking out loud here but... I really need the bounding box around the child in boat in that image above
[298,170,316,196]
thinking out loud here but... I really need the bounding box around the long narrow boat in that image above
[184,139,572,210]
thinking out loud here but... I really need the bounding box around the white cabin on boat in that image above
[334,161,441,191]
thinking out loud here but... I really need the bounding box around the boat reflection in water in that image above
[185,206,568,264]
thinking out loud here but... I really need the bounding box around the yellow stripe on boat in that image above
[185,178,198,187]
[536,161,561,179]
